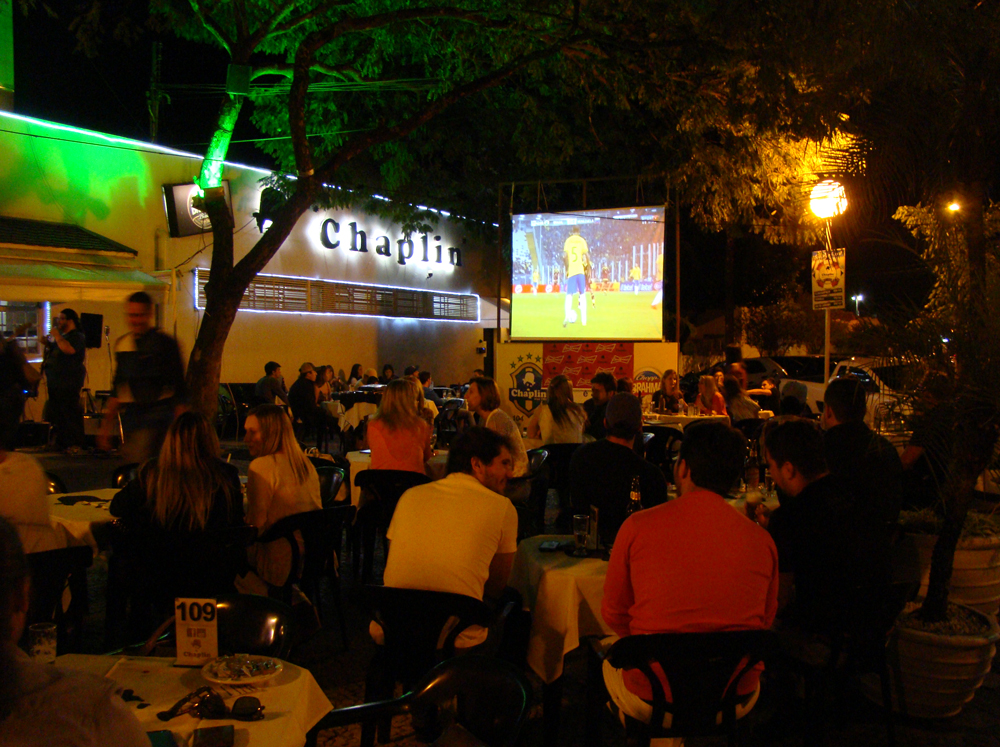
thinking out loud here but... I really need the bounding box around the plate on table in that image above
[201,655,283,685]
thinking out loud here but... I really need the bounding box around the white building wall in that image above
[0,113,490,390]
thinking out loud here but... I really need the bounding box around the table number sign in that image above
[175,598,219,666]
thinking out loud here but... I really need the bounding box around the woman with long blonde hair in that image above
[242,404,321,587]
[367,378,432,474]
[696,374,728,417]
[526,374,585,444]
[110,411,243,532]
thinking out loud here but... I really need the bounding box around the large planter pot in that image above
[910,532,1000,616]
[864,603,1000,718]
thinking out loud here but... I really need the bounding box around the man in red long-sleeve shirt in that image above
[601,421,779,725]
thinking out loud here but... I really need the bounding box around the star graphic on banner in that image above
[510,361,517,369]
[526,352,534,361]
[517,356,523,362]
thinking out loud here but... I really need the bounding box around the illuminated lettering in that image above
[320,219,340,249]
[397,238,414,266]
[448,246,462,266]
[374,235,391,257]
[349,222,367,252]
[435,236,442,263]
[421,234,430,262]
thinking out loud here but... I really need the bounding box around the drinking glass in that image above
[572,514,590,557]
[764,473,775,499]
[29,622,57,664]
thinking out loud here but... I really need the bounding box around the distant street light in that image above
[851,293,864,315]
[948,202,961,212]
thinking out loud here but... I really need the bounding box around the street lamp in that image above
[851,293,864,315]
[810,180,848,389]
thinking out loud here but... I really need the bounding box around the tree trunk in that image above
[724,234,735,345]
[918,179,999,622]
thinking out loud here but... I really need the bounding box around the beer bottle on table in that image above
[626,475,643,518]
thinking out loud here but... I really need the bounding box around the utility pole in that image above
[147,42,165,143]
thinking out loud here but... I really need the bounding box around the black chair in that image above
[255,505,354,647]
[795,581,916,747]
[353,469,431,584]
[361,585,501,747]
[43,471,67,495]
[312,655,531,747]
[642,426,684,476]
[107,523,257,646]
[542,443,582,528]
[126,593,296,659]
[588,630,776,747]
[732,418,765,442]
[217,594,296,658]
[110,462,140,489]
[434,398,469,447]
[24,545,93,654]
[511,448,548,538]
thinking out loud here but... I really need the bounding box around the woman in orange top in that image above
[696,374,728,417]
[367,378,433,474]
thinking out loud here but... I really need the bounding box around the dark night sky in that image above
[9,8,933,318]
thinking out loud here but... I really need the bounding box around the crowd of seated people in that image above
[525,374,585,445]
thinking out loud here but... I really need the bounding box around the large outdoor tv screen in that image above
[510,206,665,340]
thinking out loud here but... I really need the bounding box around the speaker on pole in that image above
[79,313,104,349]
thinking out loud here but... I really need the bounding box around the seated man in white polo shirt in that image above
[379,426,519,647]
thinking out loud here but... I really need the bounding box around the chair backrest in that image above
[605,630,775,737]
[256,506,353,592]
[25,545,93,627]
[732,418,764,441]
[355,469,431,529]
[43,471,67,495]
[543,443,581,492]
[215,594,295,659]
[524,448,548,478]
[318,655,531,747]
[311,463,346,507]
[111,462,140,489]
[115,523,257,605]
[643,426,684,472]
[366,585,493,687]
[409,655,532,747]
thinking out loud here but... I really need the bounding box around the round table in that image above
[508,534,613,684]
[48,487,119,551]
[643,413,730,429]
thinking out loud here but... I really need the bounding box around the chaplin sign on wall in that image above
[318,218,462,268]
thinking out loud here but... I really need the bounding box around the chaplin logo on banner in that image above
[508,359,545,417]
[633,369,662,397]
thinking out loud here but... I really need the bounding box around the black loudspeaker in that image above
[79,313,103,349]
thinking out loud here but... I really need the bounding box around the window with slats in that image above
[194,269,478,322]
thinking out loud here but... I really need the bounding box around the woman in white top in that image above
[526,374,584,444]
[242,404,322,587]
[465,376,528,478]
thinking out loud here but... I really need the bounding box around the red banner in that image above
[542,342,634,388]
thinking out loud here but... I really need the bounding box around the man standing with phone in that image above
[43,308,87,454]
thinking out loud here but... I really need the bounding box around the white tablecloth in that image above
[56,654,332,747]
[48,488,119,551]
[345,450,449,506]
[335,402,378,431]
[508,535,613,684]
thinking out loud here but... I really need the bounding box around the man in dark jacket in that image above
[43,308,88,452]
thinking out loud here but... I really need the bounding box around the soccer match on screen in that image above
[510,206,666,340]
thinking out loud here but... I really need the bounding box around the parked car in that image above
[829,357,918,436]
[768,355,836,384]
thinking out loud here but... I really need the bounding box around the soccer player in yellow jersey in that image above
[629,264,642,295]
[562,226,590,327]
[651,253,664,309]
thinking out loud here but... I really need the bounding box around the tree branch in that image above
[248,0,306,50]
[274,0,356,33]
[314,37,580,183]
[251,61,361,81]
[188,0,233,55]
